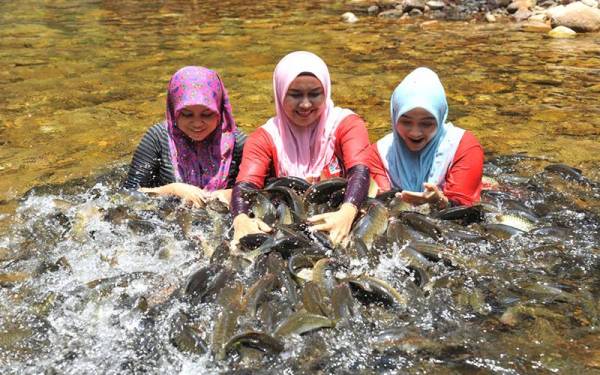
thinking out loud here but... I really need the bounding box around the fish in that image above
[398,212,443,240]
[495,214,535,232]
[435,205,483,225]
[304,178,347,205]
[223,331,284,357]
[347,275,408,308]
[273,311,334,337]
[302,281,330,317]
[331,283,355,321]
[351,200,389,249]
[265,176,311,195]
[170,311,208,355]
[212,281,244,359]
[243,273,276,317]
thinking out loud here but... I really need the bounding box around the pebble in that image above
[367,5,380,15]
[485,12,497,22]
[426,1,445,10]
[342,12,359,23]
[548,25,577,37]
[529,13,548,22]
[378,9,405,18]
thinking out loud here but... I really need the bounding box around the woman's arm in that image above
[123,124,167,189]
[335,115,371,207]
[231,129,276,243]
[443,131,484,206]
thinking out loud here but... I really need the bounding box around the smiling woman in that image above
[367,67,484,208]
[230,51,372,245]
[123,66,246,207]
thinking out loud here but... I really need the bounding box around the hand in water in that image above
[139,182,209,208]
[232,213,272,247]
[307,203,358,245]
[397,182,448,209]
[208,189,232,207]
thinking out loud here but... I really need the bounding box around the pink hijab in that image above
[262,51,354,180]
[166,66,237,191]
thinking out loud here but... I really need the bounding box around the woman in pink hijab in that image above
[231,51,371,245]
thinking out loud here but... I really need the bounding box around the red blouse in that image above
[366,131,484,206]
[236,114,371,188]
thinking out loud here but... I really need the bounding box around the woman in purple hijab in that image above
[124,66,246,206]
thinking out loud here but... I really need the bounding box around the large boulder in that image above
[549,1,600,31]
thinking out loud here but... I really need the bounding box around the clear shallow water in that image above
[1,1,600,374]
[1,0,599,205]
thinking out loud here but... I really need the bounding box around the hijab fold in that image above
[166,66,237,191]
[262,51,354,179]
[379,67,451,192]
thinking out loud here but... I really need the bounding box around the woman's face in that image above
[395,107,438,152]
[176,104,220,141]
[283,74,326,128]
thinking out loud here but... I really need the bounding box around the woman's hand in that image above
[208,189,232,207]
[139,183,209,208]
[307,203,358,245]
[232,213,272,245]
[397,182,448,209]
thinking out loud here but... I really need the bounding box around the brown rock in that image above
[378,9,405,18]
[550,2,600,31]
[514,8,534,20]
[521,21,553,31]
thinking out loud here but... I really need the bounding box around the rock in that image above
[368,5,380,15]
[420,20,439,27]
[426,1,445,10]
[529,13,548,21]
[379,0,402,7]
[548,25,577,36]
[514,8,534,19]
[485,12,498,21]
[496,0,513,6]
[581,0,598,7]
[508,0,537,13]
[402,0,426,12]
[549,2,600,31]
[538,0,557,6]
[409,8,424,16]
[342,12,359,23]
[521,21,552,31]
[378,9,405,18]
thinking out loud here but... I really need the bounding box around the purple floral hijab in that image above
[166,66,237,191]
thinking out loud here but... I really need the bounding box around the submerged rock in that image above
[378,9,405,18]
[342,12,359,23]
[548,24,577,36]
[521,20,552,31]
[485,12,497,22]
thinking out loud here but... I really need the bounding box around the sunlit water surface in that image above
[0,1,599,374]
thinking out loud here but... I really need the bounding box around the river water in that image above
[1,1,599,374]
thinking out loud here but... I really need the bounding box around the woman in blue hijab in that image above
[368,67,484,208]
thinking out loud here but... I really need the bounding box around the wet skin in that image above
[177,104,220,141]
[395,107,437,152]
[283,74,326,128]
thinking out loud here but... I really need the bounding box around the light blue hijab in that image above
[386,67,449,192]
